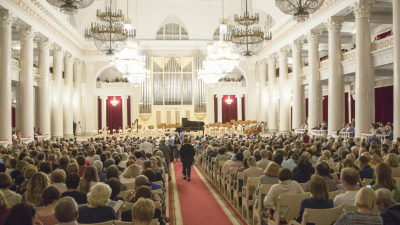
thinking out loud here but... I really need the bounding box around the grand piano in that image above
[175,118,205,135]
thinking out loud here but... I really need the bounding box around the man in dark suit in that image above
[73,121,77,136]
[358,156,374,180]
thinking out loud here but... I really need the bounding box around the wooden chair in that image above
[125,182,135,191]
[253,184,273,225]
[267,193,309,225]
[216,161,226,188]
[154,201,162,210]
[221,164,232,195]
[117,190,133,201]
[119,202,134,212]
[328,190,341,200]
[227,167,238,201]
[78,221,113,225]
[288,206,344,225]
[233,172,244,209]
[209,157,216,180]
[242,177,261,222]
[362,178,373,186]
[114,219,158,225]
[298,183,306,190]
[343,205,358,212]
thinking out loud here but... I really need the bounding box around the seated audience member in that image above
[0,190,10,225]
[358,156,374,180]
[264,168,305,222]
[371,163,400,203]
[296,175,333,223]
[106,165,121,181]
[334,187,383,225]
[375,188,400,225]
[24,172,50,207]
[105,178,123,202]
[214,148,231,173]
[292,157,313,184]
[254,162,280,210]
[371,154,382,167]
[54,197,79,225]
[281,153,298,171]
[92,160,107,183]
[273,154,284,168]
[51,169,67,193]
[120,164,141,184]
[0,173,21,207]
[66,163,79,175]
[76,156,87,177]
[10,161,27,180]
[61,173,88,205]
[243,157,263,186]
[131,198,156,225]
[48,154,60,171]
[334,168,360,207]
[4,203,39,225]
[143,169,164,193]
[79,166,99,193]
[304,162,337,192]
[37,186,61,225]
[257,150,271,171]
[77,183,118,224]
[385,153,400,177]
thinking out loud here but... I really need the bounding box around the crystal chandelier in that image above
[225,0,271,57]
[197,69,223,87]
[111,96,119,106]
[84,0,131,56]
[47,0,94,15]
[225,96,233,105]
[276,0,325,23]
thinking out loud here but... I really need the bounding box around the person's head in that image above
[375,188,397,213]
[340,168,359,188]
[104,159,115,169]
[0,173,12,189]
[66,163,79,174]
[87,183,112,207]
[42,186,61,206]
[182,137,190,144]
[247,157,257,167]
[131,198,155,224]
[65,172,81,190]
[79,166,99,192]
[122,164,142,179]
[264,162,279,178]
[310,175,329,202]
[355,187,377,212]
[279,168,292,181]
[315,162,330,177]
[296,157,309,173]
[374,163,396,191]
[143,169,156,182]
[92,160,103,171]
[134,175,150,191]
[76,155,86,167]
[16,160,28,172]
[26,172,50,206]
[106,165,119,180]
[54,197,78,223]
[133,186,152,202]
[385,153,399,167]
[358,156,369,168]
[4,203,37,225]
[370,154,381,166]
[235,152,244,162]
[105,178,121,200]
[273,154,284,166]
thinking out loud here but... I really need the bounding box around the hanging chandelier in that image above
[225,0,271,58]
[47,0,94,15]
[197,70,223,87]
[225,96,233,105]
[84,0,131,56]
[111,96,119,106]
[276,0,325,23]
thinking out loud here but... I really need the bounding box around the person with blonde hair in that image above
[385,153,400,177]
[77,183,118,224]
[371,163,400,203]
[0,173,21,207]
[66,163,79,175]
[78,166,99,193]
[334,187,383,225]
[51,169,67,193]
[375,188,400,224]
[371,154,382,167]
[24,172,50,206]
[254,162,280,210]
[120,164,141,184]
[131,198,155,225]
[243,157,263,186]
[0,190,10,225]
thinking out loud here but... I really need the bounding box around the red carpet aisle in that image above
[169,161,246,225]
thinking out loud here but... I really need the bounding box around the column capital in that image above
[85,60,95,70]
[305,29,322,44]
[121,95,129,100]
[64,54,75,65]
[99,96,108,100]
[216,94,223,99]
[18,26,37,42]
[324,17,345,33]
[278,48,289,59]
[236,94,244,98]
[0,9,16,28]
[351,0,375,19]
[267,54,277,64]
[290,40,304,52]
[36,38,53,51]
[258,59,268,68]
[51,47,64,58]
[247,61,257,70]
[74,59,82,69]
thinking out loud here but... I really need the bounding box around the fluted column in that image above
[246,61,257,120]
[19,26,37,139]
[393,0,400,138]
[258,59,267,122]
[73,59,82,135]
[51,48,64,138]
[290,40,305,129]
[122,96,128,132]
[101,97,108,130]
[279,48,290,133]
[267,54,278,132]
[85,61,95,135]
[63,54,74,137]
[217,94,223,122]
[237,94,243,121]
[0,10,16,142]
[305,30,322,129]
[325,17,345,136]
[352,0,375,137]
[36,38,53,136]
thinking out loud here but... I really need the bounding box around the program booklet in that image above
[106,199,123,212]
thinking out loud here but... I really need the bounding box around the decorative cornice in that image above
[247,61,257,70]
[19,26,37,42]
[64,54,75,65]
[324,17,345,33]
[290,40,304,52]
[305,30,322,44]
[351,0,375,19]
[36,37,53,51]
[85,61,95,70]
[0,9,16,28]
[52,47,64,58]
[74,59,82,69]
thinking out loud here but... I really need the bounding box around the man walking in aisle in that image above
[166,134,175,162]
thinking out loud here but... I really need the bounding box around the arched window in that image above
[156,23,188,40]
[213,25,236,40]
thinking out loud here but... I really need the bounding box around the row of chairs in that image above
[78,219,158,225]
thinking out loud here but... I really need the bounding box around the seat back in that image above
[218,161,226,175]
[79,221,114,225]
[222,164,231,179]
[229,167,239,184]
[245,177,261,198]
[120,202,134,212]
[362,178,373,186]
[257,184,273,209]
[125,182,135,191]
[328,190,341,200]
[117,190,133,201]
[154,201,162,210]
[298,183,306,190]
[277,193,309,223]
[343,205,358,212]
[301,206,344,225]
[235,172,244,192]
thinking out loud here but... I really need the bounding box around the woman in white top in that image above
[120,164,141,184]
[118,153,129,169]
[50,169,67,193]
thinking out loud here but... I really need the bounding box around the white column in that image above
[73,59,82,135]
[237,94,243,121]
[246,61,257,120]
[101,96,107,130]
[36,38,53,136]
[352,0,375,137]
[19,26,37,139]
[63,54,74,137]
[51,48,64,138]
[0,10,16,142]
[305,29,322,129]
[290,40,305,129]
[258,60,267,122]
[279,48,290,133]
[267,54,278,132]
[85,61,95,135]
[207,88,215,124]
[394,0,400,138]
[131,89,138,124]
[325,17,345,136]
[217,94,222,122]
[122,96,128,132]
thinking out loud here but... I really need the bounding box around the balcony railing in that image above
[97,82,134,88]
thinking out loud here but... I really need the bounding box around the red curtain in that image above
[242,96,245,121]
[351,94,355,122]
[222,95,237,123]
[305,98,308,117]
[323,95,328,123]
[98,97,102,130]
[12,107,15,128]
[127,96,131,126]
[375,86,393,124]
[106,96,123,134]
[214,95,218,123]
